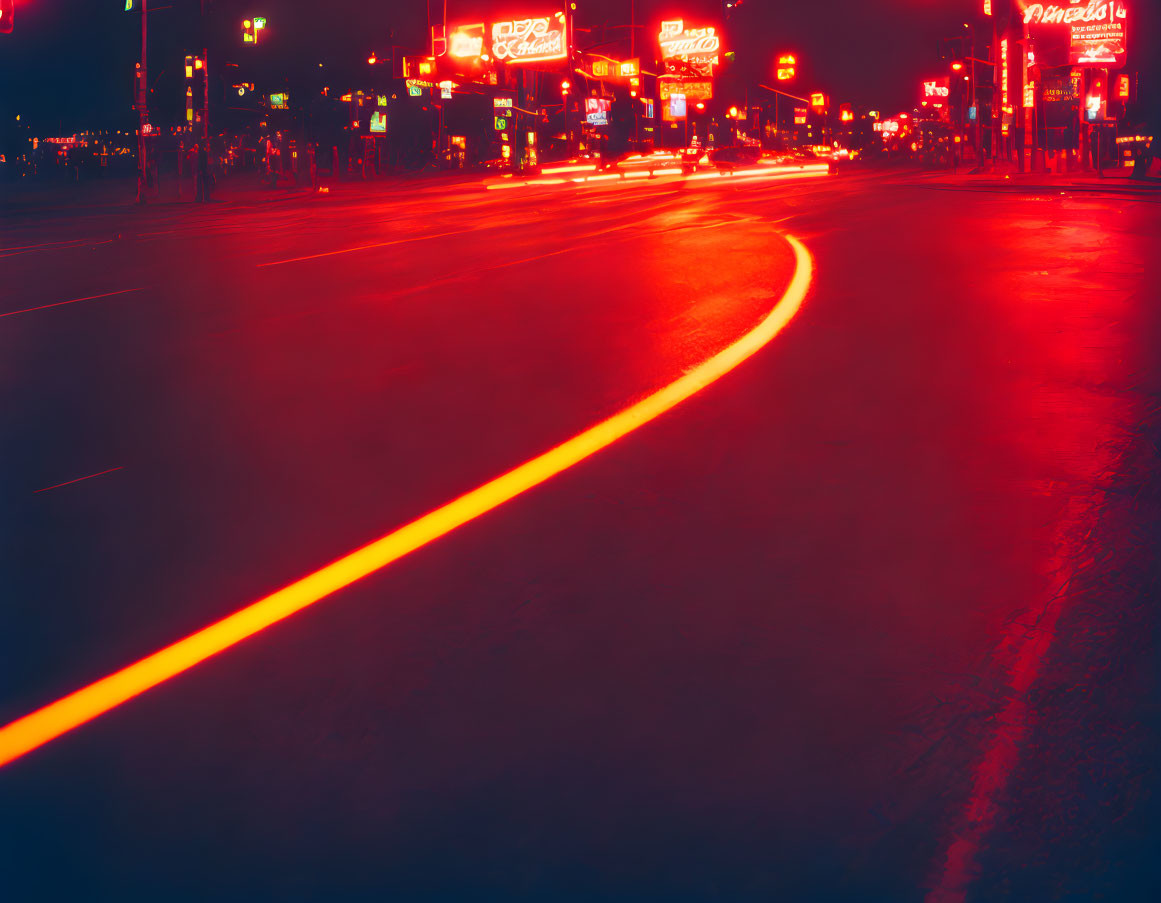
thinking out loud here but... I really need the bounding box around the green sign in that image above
[494,116,508,131]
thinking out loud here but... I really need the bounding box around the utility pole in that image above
[136,0,149,203]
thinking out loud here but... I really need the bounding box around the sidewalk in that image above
[914,158,1161,196]
[0,168,493,221]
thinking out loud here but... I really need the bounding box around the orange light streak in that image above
[0,236,813,769]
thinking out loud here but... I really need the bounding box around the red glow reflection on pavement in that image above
[0,235,813,769]
[925,212,1131,902]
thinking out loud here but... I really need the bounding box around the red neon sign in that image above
[491,14,568,64]
[658,19,721,77]
[1024,1,1129,68]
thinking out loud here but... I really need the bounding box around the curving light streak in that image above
[0,236,812,769]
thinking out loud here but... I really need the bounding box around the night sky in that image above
[1,1,1158,135]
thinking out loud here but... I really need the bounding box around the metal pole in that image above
[137,0,148,203]
[971,31,981,167]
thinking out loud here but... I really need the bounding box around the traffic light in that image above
[0,0,14,35]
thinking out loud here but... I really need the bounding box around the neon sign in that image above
[658,20,721,77]
[491,14,568,64]
[659,78,713,103]
[1000,38,1009,109]
[1024,1,1128,67]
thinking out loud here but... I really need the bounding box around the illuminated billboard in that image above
[492,14,568,64]
[658,19,721,77]
[1024,1,1128,68]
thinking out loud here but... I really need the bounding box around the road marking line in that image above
[0,235,811,769]
[34,467,125,494]
[257,228,476,268]
[0,288,145,321]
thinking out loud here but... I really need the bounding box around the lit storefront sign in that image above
[794,107,808,125]
[587,57,639,79]
[1115,74,1130,98]
[659,78,713,103]
[1024,82,1036,108]
[585,97,611,126]
[492,14,568,64]
[921,78,950,109]
[810,92,827,110]
[1023,1,1128,68]
[658,19,721,77]
[448,23,486,59]
[777,54,796,81]
[493,97,513,108]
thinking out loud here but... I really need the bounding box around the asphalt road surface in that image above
[2,170,1160,901]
